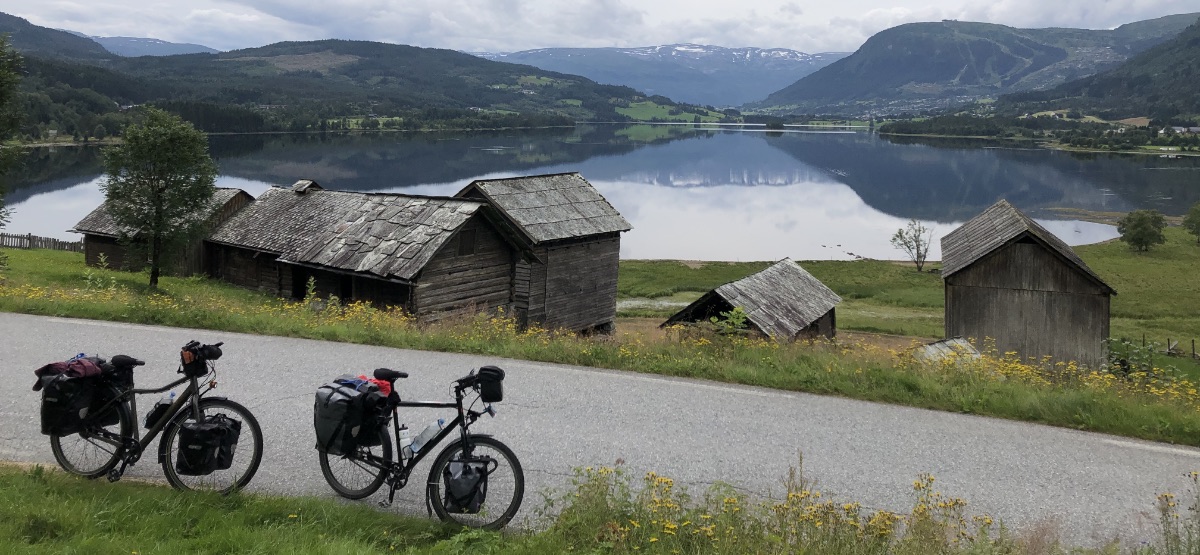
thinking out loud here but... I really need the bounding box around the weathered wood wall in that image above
[535,234,621,332]
[209,245,287,293]
[412,216,514,320]
[794,310,836,340]
[945,240,1110,367]
[83,236,132,269]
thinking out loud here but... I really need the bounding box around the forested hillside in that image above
[2,13,723,139]
[1000,18,1200,119]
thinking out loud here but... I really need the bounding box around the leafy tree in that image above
[0,35,25,274]
[101,107,217,287]
[890,219,934,272]
[1116,209,1167,252]
[1184,202,1200,245]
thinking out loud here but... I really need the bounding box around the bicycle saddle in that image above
[110,355,146,368]
[373,368,409,382]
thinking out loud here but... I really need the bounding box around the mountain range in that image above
[753,12,1200,116]
[475,45,848,107]
[2,7,1198,135]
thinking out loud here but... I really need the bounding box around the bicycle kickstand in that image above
[378,482,399,509]
[107,439,140,482]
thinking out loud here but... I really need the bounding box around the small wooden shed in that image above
[206,180,530,320]
[456,172,631,333]
[661,259,842,341]
[941,199,1115,368]
[70,187,253,275]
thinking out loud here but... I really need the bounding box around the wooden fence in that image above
[0,232,84,253]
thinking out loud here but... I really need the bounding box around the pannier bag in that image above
[442,455,495,514]
[176,414,242,476]
[477,366,505,403]
[39,374,100,436]
[313,375,384,455]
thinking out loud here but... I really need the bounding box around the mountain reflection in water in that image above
[6,125,1195,261]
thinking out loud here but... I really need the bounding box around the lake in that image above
[5,124,1200,261]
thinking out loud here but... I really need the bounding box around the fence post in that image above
[26,233,32,249]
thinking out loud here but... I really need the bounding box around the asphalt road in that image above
[3,312,1199,546]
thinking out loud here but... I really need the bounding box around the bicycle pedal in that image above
[106,469,122,482]
[377,500,392,509]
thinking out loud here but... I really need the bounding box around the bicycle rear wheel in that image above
[160,397,263,494]
[319,431,392,499]
[426,435,524,530]
[50,387,133,479]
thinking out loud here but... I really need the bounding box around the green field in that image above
[619,228,1200,350]
[615,101,722,122]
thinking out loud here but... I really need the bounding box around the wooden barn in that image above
[70,188,253,275]
[456,172,631,333]
[661,259,842,341]
[941,199,1115,368]
[205,180,533,320]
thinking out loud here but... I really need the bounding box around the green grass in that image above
[6,462,1184,555]
[614,102,722,123]
[0,465,456,554]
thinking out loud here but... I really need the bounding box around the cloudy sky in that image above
[1,0,1196,54]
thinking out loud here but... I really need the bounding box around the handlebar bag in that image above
[477,366,504,403]
[442,456,495,514]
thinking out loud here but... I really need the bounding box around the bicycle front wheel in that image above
[160,397,263,494]
[426,435,524,530]
[319,430,392,500]
[50,387,133,479]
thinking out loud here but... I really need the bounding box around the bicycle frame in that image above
[348,387,489,506]
[90,372,216,472]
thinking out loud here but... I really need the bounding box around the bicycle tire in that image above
[49,386,133,479]
[426,435,524,530]
[159,397,263,494]
[318,429,393,500]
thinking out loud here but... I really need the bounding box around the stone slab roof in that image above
[457,172,630,244]
[208,182,486,282]
[71,188,248,238]
[940,199,1113,293]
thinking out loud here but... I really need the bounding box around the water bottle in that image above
[409,418,445,455]
[398,425,413,459]
[144,391,175,429]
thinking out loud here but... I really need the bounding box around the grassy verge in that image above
[4,241,1200,446]
[3,462,1198,554]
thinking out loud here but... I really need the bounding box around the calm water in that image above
[6,124,1200,261]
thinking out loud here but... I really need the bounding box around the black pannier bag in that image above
[212,414,242,470]
[40,374,101,436]
[313,375,382,455]
[176,414,242,476]
[442,456,495,514]
[477,366,504,403]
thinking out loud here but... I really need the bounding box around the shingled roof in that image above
[208,182,490,282]
[456,172,631,244]
[664,259,842,340]
[71,188,249,238]
[940,199,1113,293]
